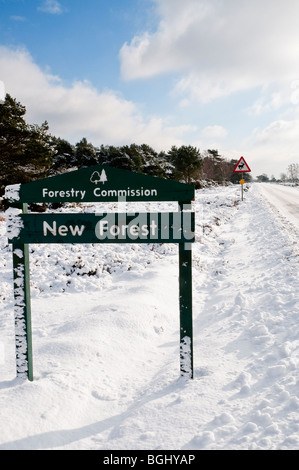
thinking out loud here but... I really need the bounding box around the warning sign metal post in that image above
[233,157,251,200]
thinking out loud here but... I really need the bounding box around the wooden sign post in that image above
[5,165,195,381]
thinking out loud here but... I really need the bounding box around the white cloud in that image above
[38,1,65,15]
[173,73,250,104]
[246,80,299,116]
[120,0,299,104]
[236,119,299,178]
[10,16,26,22]
[200,125,227,139]
[253,120,299,147]
[290,80,299,105]
[0,46,192,149]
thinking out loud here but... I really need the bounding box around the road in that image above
[257,183,299,230]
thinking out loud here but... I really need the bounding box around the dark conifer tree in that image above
[75,137,98,167]
[0,94,54,195]
[167,145,202,183]
[51,137,76,173]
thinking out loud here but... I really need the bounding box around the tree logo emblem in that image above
[90,169,108,185]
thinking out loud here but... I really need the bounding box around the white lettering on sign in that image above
[95,215,158,241]
[42,188,86,200]
[43,221,85,237]
[41,187,159,200]
[93,187,158,198]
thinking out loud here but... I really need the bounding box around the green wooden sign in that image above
[7,212,195,244]
[5,164,195,203]
[6,167,195,383]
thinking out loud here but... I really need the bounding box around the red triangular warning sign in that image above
[233,157,251,173]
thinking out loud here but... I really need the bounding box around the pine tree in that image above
[139,144,166,177]
[120,144,145,172]
[51,137,76,173]
[0,94,54,196]
[23,121,54,175]
[75,137,98,167]
[167,145,202,183]
[97,145,135,171]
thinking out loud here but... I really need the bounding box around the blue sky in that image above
[1,0,299,178]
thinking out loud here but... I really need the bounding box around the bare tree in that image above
[287,163,299,184]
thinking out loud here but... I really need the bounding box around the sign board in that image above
[7,212,195,244]
[5,164,195,203]
[240,179,245,185]
[6,166,195,382]
[233,157,251,173]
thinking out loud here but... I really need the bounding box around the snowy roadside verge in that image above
[256,183,299,255]
[190,183,299,449]
[0,183,298,450]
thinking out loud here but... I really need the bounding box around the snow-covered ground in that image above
[0,183,298,450]
[258,182,299,229]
